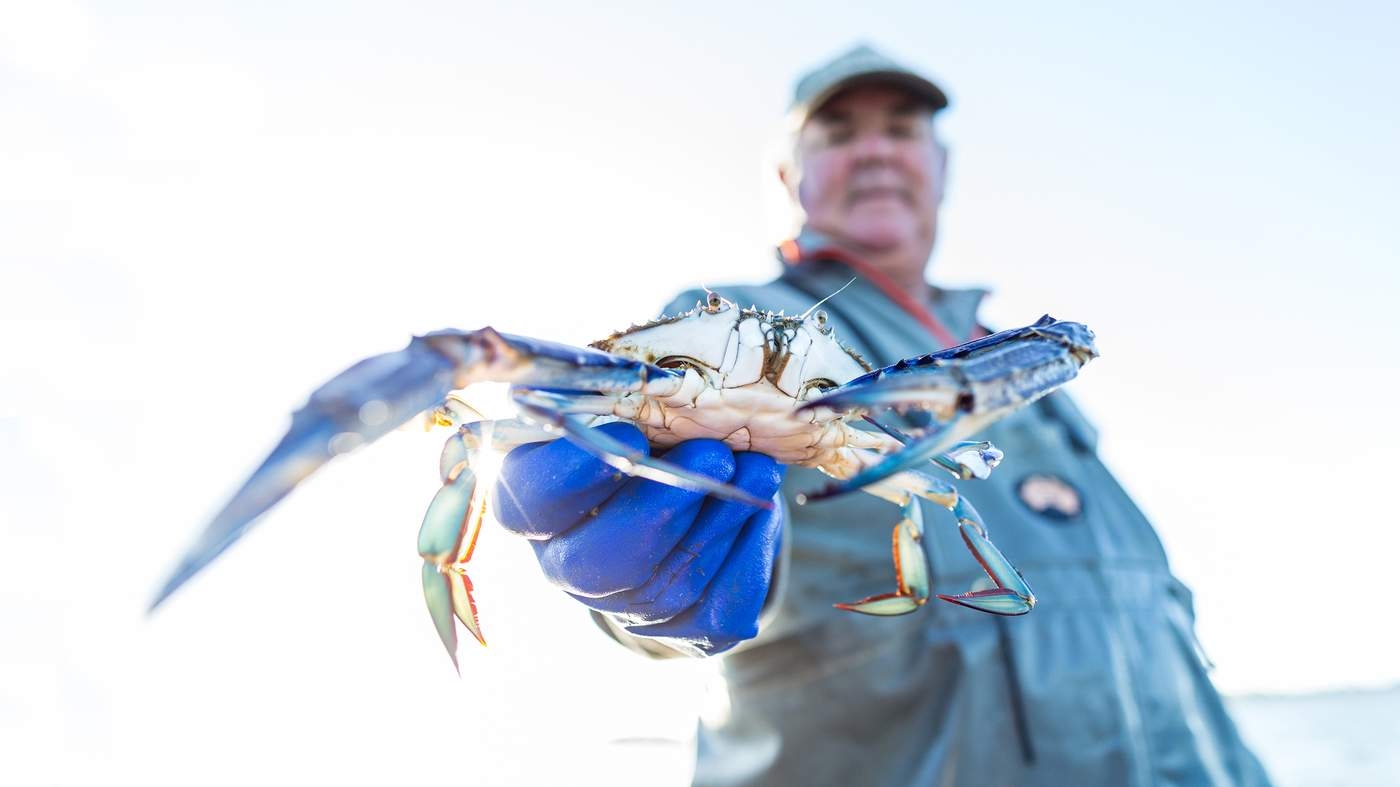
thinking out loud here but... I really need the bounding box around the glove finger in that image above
[533,439,736,597]
[492,421,649,539]
[575,453,784,624]
[622,494,784,655]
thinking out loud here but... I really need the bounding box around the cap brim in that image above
[792,70,949,127]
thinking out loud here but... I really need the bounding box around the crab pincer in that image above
[149,337,463,611]
[803,315,1096,421]
[149,327,687,613]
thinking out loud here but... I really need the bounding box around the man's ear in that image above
[778,161,800,203]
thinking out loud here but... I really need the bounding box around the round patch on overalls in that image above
[1017,473,1083,521]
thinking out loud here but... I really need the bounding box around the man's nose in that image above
[852,130,897,161]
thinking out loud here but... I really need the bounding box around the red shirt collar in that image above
[779,234,965,348]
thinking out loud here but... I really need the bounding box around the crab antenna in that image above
[800,277,858,321]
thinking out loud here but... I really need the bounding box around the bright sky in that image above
[3,2,1397,785]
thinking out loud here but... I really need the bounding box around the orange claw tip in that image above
[422,561,489,671]
[448,569,486,648]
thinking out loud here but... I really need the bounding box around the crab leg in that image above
[419,420,558,668]
[436,419,555,481]
[844,470,1035,616]
[512,389,774,510]
[801,414,1003,501]
[861,416,1004,481]
[419,455,487,668]
[801,414,1010,502]
[939,496,1035,615]
[834,497,929,615]
[150,328,684,611]
[424,420,553,657]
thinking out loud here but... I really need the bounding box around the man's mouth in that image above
[847,187,909,206]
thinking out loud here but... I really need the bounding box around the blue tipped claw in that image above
[150,336,463,611]
[150,326,687,617]
[799,316,1097,425]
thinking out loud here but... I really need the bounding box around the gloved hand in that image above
[492,421,785,656]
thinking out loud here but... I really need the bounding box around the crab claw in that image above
[936,498,1035,616]
[800,368,961,416]
[149,338,461,611]
[801,316,1098,426]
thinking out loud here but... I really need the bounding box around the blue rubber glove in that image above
[492,421,785,656]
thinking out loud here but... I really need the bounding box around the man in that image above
[494,45,1272,786]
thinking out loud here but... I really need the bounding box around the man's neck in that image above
[849,245,930,298]
[782,229,964,347]
[786,228,936,295]
[807,232,933,302]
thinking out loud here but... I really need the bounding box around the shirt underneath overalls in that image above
[600,240,1273,787]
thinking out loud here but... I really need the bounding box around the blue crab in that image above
[151,293,1097,665]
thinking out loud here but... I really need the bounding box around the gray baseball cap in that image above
[789,44,949,125]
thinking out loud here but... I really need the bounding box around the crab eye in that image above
[799,378,839,399]
[656,355,705,373]
[812,309,834,334]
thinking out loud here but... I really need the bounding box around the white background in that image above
[3,2,1396,785]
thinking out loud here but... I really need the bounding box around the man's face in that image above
[786,85,946,253]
